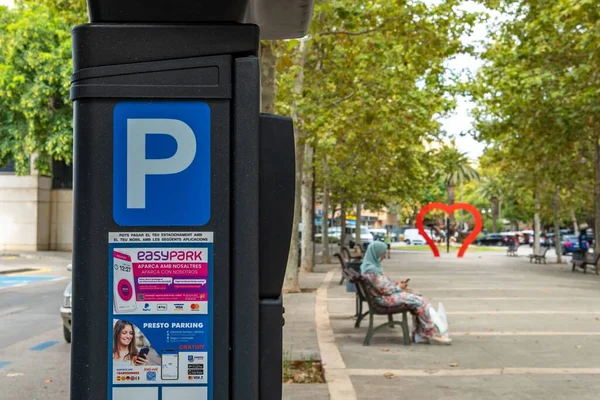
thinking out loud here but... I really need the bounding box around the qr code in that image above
[146,371,157,382]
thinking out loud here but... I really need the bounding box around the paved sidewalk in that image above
[0,251,72,261]
[325,251,600,399]
[282,264,333,399]
[0,251,72,275]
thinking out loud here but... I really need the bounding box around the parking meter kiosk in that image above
[70,1,311,399]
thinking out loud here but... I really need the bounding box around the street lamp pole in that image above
[446,217,450,254]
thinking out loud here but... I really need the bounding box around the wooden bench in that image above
[341,246,363,262]
[343,268,411,346]
[506,242,518,257]
[572,252,600,275]
[528,247,549,264]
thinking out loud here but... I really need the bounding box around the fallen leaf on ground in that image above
[449,362,459,367]
[383,372,394,379]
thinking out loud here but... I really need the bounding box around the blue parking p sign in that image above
[113,101,211,226]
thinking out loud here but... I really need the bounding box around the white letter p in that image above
[126,119,197,209]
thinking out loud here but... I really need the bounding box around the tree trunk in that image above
[571,209,579,234]
[301,142,314,272]
[355,203,362,249]
[458,177,463,225]
[491,197,499,233]
[498,200,502,225]
[534,192,541,256]
[447,184,456,205]
[259,41,277,113]
[282,39,308,293]
[340,205,347,249]
[322,178,330,263]
[595,133,600,253]
[283,146,302,292]
[554,187,562,263]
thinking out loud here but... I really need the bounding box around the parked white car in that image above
[403,228,429,245]
[60,263,72,343]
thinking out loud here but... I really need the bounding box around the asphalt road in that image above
[0,255,72,399]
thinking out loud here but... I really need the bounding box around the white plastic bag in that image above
[437,302,449,339]
[414,332,426,344]
[428,304,447,335]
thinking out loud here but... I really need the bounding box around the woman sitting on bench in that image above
[360,241,451,345]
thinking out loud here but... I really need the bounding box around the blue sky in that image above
[436,1,495,162]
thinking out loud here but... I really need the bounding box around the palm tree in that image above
[478,177,503,233]
[438,146,480,208]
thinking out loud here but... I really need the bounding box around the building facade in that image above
[0,160,73,251]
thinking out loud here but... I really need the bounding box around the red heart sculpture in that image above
[416,202,483,258]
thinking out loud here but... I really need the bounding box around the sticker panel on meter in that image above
[108,232,213,400]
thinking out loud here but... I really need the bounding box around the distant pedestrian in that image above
[384,229,391,259]
[579,229,589,254]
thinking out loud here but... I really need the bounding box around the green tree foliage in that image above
[275,0,477,213]
[0,2,86,174]
[469,0,600,248]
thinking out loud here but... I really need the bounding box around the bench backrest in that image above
[333,253,345,269]
[585,252,600,264]
[347,271,381,308]
[344,267,360,288]
[341,260,357,283]
[341,247,352,261]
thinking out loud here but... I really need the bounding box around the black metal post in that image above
[446,217,450,254]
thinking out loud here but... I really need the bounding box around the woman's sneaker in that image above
[430,335,452,345]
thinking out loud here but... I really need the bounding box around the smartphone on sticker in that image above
[161,349,179,381]
[113,251,137,313]
[138,347,150,359]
